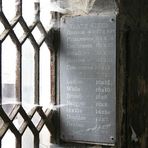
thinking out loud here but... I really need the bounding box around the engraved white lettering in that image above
[96,87,111,93]
[67,86,81,92]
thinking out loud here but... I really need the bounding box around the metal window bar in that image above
[0,0,55,147]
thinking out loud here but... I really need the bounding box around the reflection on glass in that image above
[0,22,5,35]
[22,128,34,148]
[13,22,25,40]
[13,113,24,130]
[2,0,16,21]
[39,125,51,148]
[31,112,41,127]
[22,0,34,26]
[2,36,17,114]
[40,43,51,109]
[2,130,16,148]
[0,117,4,129]
[40,0,52,31]
[2,104,15,116]
[22,39,35,111]
[32,26,43,44]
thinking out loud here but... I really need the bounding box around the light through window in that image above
[0,0,55,147]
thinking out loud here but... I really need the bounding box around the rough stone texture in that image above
[119,0,148,147]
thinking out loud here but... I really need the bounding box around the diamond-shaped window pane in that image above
[22,127,34,148]
[40,1,52,31]
[31,111,41,127]
[39,125,51,148]
[13,22,25,40]
[13,113,24,130]
[22,0,35,26]
[2,36,17,105]
[2,104,15,116]
[32,26,44,44]
[0,21,5,35]
[40,43,51,109]
[2,0,16,22]
[2,129,16,148]
[22,39,35,111]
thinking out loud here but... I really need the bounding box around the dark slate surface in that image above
[59,15,116,145]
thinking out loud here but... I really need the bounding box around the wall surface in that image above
[53,0,148,147]
[119,0,148,147]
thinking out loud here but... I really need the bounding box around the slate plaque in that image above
[59,15,116,145]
